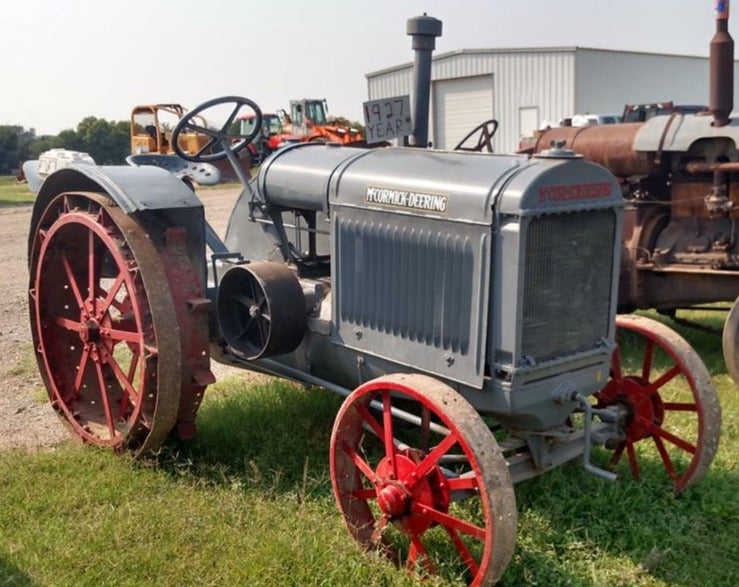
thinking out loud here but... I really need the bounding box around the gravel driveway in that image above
[0,187,243,451]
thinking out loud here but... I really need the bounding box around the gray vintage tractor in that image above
[25,95,721,585]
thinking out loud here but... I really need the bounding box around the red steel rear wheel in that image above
[29,192,182,453]
[596,315,721,492]
[330,374,517,586]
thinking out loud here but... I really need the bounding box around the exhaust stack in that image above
[710,0,734,126]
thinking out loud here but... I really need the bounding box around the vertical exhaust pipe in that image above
[710,0,734,126]
[407,14,442,147]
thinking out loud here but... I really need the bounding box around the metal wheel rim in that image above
[330,373,517,585]
[597,314,722,492]
[29,193,182,452]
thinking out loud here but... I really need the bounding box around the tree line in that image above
[0,118,130,175]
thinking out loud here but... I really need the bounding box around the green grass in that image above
[0,175,34,206]
[0,310,736,586]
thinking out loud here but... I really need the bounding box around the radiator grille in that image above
[338,218,474,354]
[521,210,616,362]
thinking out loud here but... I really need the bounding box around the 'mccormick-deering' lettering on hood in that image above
[365,186,448,214]
[538,182,612,203]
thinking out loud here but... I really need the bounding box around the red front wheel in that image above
[330,374,517,586]
[596,315,721,492]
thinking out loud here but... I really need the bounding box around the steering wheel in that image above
[172,96,263,162]
[454,119,499,153]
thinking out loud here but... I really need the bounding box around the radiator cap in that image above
[535,140,583,159]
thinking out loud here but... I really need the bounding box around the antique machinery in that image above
[520,2,739,385]
[22,10,724,584]
[23,92,722,584]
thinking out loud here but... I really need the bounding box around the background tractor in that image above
[281,98,364,144]
[519,4,739,386]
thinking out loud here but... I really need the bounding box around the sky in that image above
[0,0,729,135]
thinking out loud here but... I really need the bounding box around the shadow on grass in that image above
[146,379,342,499]
[139,373,737,585]
[506,452,739,586]
[0,557,36,586]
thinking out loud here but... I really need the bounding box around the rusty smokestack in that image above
[710,0,734,126]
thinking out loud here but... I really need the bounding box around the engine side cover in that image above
[329,148,526,388]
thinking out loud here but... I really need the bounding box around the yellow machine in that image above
[130,104,209,156]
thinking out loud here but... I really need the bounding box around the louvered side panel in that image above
[338,218,474,353]
[333,210,490,388]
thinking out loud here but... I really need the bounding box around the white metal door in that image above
[432,75,494,150]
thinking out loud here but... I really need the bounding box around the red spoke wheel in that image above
[29,192,182,453]
[330,374,517,585]
[596,315,721,492]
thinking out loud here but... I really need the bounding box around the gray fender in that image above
[28,163,207,286]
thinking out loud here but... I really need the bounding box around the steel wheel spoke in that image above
[341,441,376,484]
[609,442,626,468]
[93,360,116,439]
[406,432,459,490]
[445,526,480,576]
[626,439,640,479]
[357,404,385,440]
[54,317,82,332]
[61,254,84,308]
[410,503,486,540]
[350,488,377,501]
[105,328,142,343]
[408,536,436,574]
[96,272,126,319]
[118,352,140,418]
[447,475,479,491]
[382,391,396,476]
[645,420,696,454]
[663,402,697,412]
[642,365,681,398]
[73,345,91,395]
[105,352,139,403]
[652,435,678,481]
[88,230,96,305]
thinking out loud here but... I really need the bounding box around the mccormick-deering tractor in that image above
[23,93,722,584]
[22,13,723,586]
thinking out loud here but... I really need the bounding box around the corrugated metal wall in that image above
[367,47,739,154]
[574,49,739,115]
[367,49,576,153]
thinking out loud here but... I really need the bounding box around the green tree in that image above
[0,125,36,173]
[74,117,130,164]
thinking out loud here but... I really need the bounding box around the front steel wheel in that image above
[330,374,517,585]
[29,192,182,453]
[596,315,721,492]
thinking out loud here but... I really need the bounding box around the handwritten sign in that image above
[362,95,413,144]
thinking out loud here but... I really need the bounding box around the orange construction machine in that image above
[281,99,364,145]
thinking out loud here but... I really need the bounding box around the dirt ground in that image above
[0,187,245,451]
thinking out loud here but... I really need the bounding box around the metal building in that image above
[366,47,739,153]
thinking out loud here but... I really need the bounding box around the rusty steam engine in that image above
[521,4,739,384]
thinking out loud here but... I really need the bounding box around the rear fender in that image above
[28,163,207,287]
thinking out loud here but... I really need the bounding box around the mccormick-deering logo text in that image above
[365,186,448,213]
